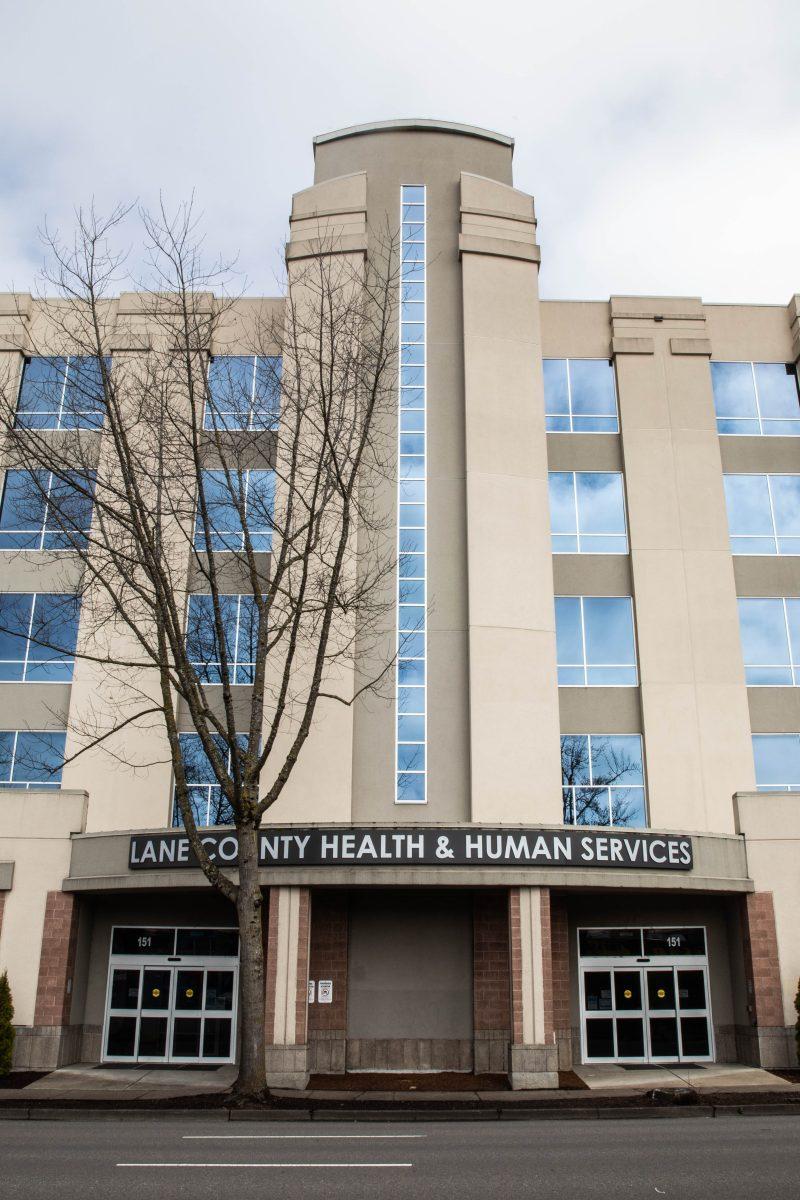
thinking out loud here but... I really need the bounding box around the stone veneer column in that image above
[508,886,558,1088]
[740,892,787,1069]
[473,891,511,1074]
[306,891,348,1074]
[612,297,755,833]
[264,886,311,1088]
[460,173,562,824]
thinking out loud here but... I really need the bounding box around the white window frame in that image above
[185,593,257,685]
[561,733,647,827]
[14,355,106,431]
[544,358,620,434]
[739,596,800,686]
[0,592,79,683]
[204,354,281,432]
[713,360,800,437]
[395,184,427,805]
[549,470,628,554]
[0,728,65,789]
[725,473,800,556]
[556,595,638,687]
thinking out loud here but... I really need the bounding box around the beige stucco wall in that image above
[460,172,561,823]
[0,790,87,1024]
[737,792,800,1025]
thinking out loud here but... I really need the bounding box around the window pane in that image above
[787,600,800,673]
[723,475,773,536]
[0,470,48,549]
[754,363,799,420]
[710,362,757,419]
[753,735,800,789]
[0,593,34,678]
[9,731,66,786]
[397,742,425,771]
[610,787,646,827]
[592,735,644,785]
[0,732,14,782]
[543,359,569,415]
[769,476,800,537]
[583,597,635,668]
[561,734,591,786]
[206,357,255,429]
[27,594,80,679]
[575,473,626,538]
[738,598,790,682]
[253,356,281,429]
[548,472,577,535]
[15,357,66,423]
[574,786,610,825]
[43,471,96,549]
[568,360,617,415]
[396,772,425,802]
[62,357,106,428]
[555,597,583,666]
[572,415,618,433]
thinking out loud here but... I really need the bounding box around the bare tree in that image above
[0,203,399,1099]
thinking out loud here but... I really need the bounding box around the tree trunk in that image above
[232,823,268,1100]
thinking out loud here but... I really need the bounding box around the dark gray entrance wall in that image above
[347,889,473,1040]
[562,893,739,1064]
[75,891,235,1061]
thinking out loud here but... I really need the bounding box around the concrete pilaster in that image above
[264,885,311,1088]
[508,886,559,1088]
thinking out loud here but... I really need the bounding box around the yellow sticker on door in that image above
[152,988,160,998]
[657,989,666,998]
[624,989,632,999]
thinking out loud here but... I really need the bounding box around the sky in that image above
[0,0,797,303]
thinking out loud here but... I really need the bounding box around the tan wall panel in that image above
[546,434,623,472]
[558,687,642,733]
[748,688,800,732]
[719,437,800,474]
[539,301,611,359]
[733,556,800,596]
[705,305,793,362]
[0,683,70,728]
[552,555,631,596]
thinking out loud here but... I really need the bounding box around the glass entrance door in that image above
[581,963,713,1063]
[103,928,238,1064]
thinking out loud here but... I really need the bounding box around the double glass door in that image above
[105,963,237,1063]
[581,963,713,1063]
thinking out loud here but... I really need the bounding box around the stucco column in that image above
[264,885,311,1088]
[460,173,562,824]
[612,297,755,833]
[508,885,558,1088]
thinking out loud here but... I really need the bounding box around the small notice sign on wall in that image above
[318,980,333,1004]
[307,980,316,1004]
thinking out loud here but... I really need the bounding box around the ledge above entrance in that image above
[62,825,752,895]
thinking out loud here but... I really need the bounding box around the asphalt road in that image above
[1,1115,798,1199]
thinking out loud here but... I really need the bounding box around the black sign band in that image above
[129,827,693,871]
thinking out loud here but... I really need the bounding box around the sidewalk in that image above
[0,1062,798,1119]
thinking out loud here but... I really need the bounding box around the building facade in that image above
[1,119,799,1087]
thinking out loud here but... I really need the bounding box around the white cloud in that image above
[0,0,797,301]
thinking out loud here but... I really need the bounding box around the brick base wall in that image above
[307,891,348,1033]
[473,890,510,1032]
[742,892,784,1029]
[33,891,79,1028]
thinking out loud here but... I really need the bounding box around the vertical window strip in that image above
[396,185,426,804]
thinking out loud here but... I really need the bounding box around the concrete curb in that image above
[0,1103,798,1122]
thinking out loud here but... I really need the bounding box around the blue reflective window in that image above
[724,474,800,555]
[0,593,80,682]
[15,356,107,430]
[561,734,646,827]
[549,472,627,554]
[738,598,800,686]
[0,730,66,789]
[186,594,260,684]
[0,469,95,550]
[752,735,800,791]
[544,359,618,433]
[712,362,799,436]
[555,596,637,686]
[172,732,250,828]
[205,355,281,431]
[194,469,275,552]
